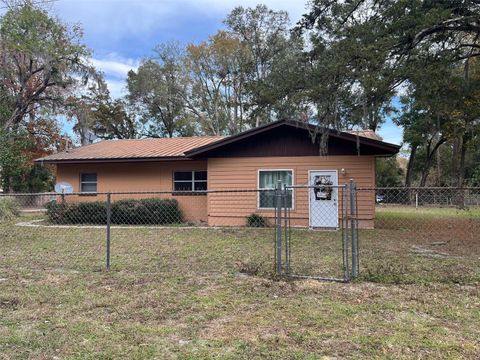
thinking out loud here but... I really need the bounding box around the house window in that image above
[173,171,207,193]
[258,170,293,209]
[80,173,97,193]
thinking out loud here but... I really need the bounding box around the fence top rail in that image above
[286,184,348,189]
[0,189,278,197]
[2,186,480,197]
[356,186,480,191]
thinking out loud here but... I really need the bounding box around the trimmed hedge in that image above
[46,198,183,225]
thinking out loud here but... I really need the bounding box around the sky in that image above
[48,0,402,144]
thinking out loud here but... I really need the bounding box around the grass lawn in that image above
[0,209,479,359]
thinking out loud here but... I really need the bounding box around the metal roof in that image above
[36,136,224,163]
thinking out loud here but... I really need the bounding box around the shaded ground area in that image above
[0,208,479,358]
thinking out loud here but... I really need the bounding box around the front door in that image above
[309,170,339,228]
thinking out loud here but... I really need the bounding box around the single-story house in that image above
[36,120,400,228]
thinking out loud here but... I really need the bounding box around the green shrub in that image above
[46,201,106,224]
[246,213,268,227]
[111,198,182,224]
[46,198,183,225]
[0,197,20,221]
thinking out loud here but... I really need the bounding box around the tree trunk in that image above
[419,137,447,187]
[452,135,466,187]
[436,147,442,186]
[452,134,467,208]
[405,144,417,187]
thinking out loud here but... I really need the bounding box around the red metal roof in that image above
[37,136,224,163]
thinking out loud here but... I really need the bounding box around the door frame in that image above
[308,169,339,228]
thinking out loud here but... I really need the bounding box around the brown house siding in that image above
[56,161,208,223]
[207,156,376,228]
[55,155,376,228]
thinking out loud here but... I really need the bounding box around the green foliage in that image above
[469,166,480,187]
[0,2,94,130]
[46,198,183,225]
[0,197,20,221]
[0,130,31,192]
[126,5,301,136]
[111,198,182,225]
[0,130,54,192]
[127,43,194,138]
[246,213,268,227]
[298,0,480,184]
[68,81,137,143]
[376,157,404,187]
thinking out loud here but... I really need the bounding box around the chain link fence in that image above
[357,187,480,284]
[1,187,479,284]
[275,183,359,282]
[0,190,276,275]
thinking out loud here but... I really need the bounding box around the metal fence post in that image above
[284,185,290,274]
[106,192,111,271]
[275,180,283,275]
[342,183,350,281]
[349,180,358,278]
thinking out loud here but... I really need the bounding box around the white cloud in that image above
[53,0,308,44]
[87,54,139,98]
[53,1,309,98]
[186,0,308,22]
[53,0,177,40]
[90,56,139,79]
[104,78,127,99]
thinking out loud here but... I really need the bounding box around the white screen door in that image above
[309,170,339,228]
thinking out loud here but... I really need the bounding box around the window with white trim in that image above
[173,171,207,193]
[80,173,97,193]
[258,170,293,208]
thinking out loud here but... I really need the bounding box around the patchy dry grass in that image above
[0,210,479,359]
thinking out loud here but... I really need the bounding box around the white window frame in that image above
[80,173,97,193]
[173,170,207,193]
[257,169,294,210]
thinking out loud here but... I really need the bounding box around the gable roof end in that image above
[184,119,400,157]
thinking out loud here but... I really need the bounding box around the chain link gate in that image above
[274,180,359,282]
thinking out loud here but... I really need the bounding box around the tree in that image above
[376,156,404,187]
[89,97,137,140]
[0,117,67,192]
[68,79,137,142]
[67,80,106,145]
[185,32,250,135]
[225,5,291,126]
[0,2,96,131]
[298,0,480,183]
[127,43,194,138]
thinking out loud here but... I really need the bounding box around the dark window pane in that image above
[285,190,293,208]
[194,171,207,181]
[81,173,97,182]
[194,181,207,191]
[259,190,292,208]
[81,183,97,193]
[174,182,193,191]
[259,191,275,208]
[174,172,192,181]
